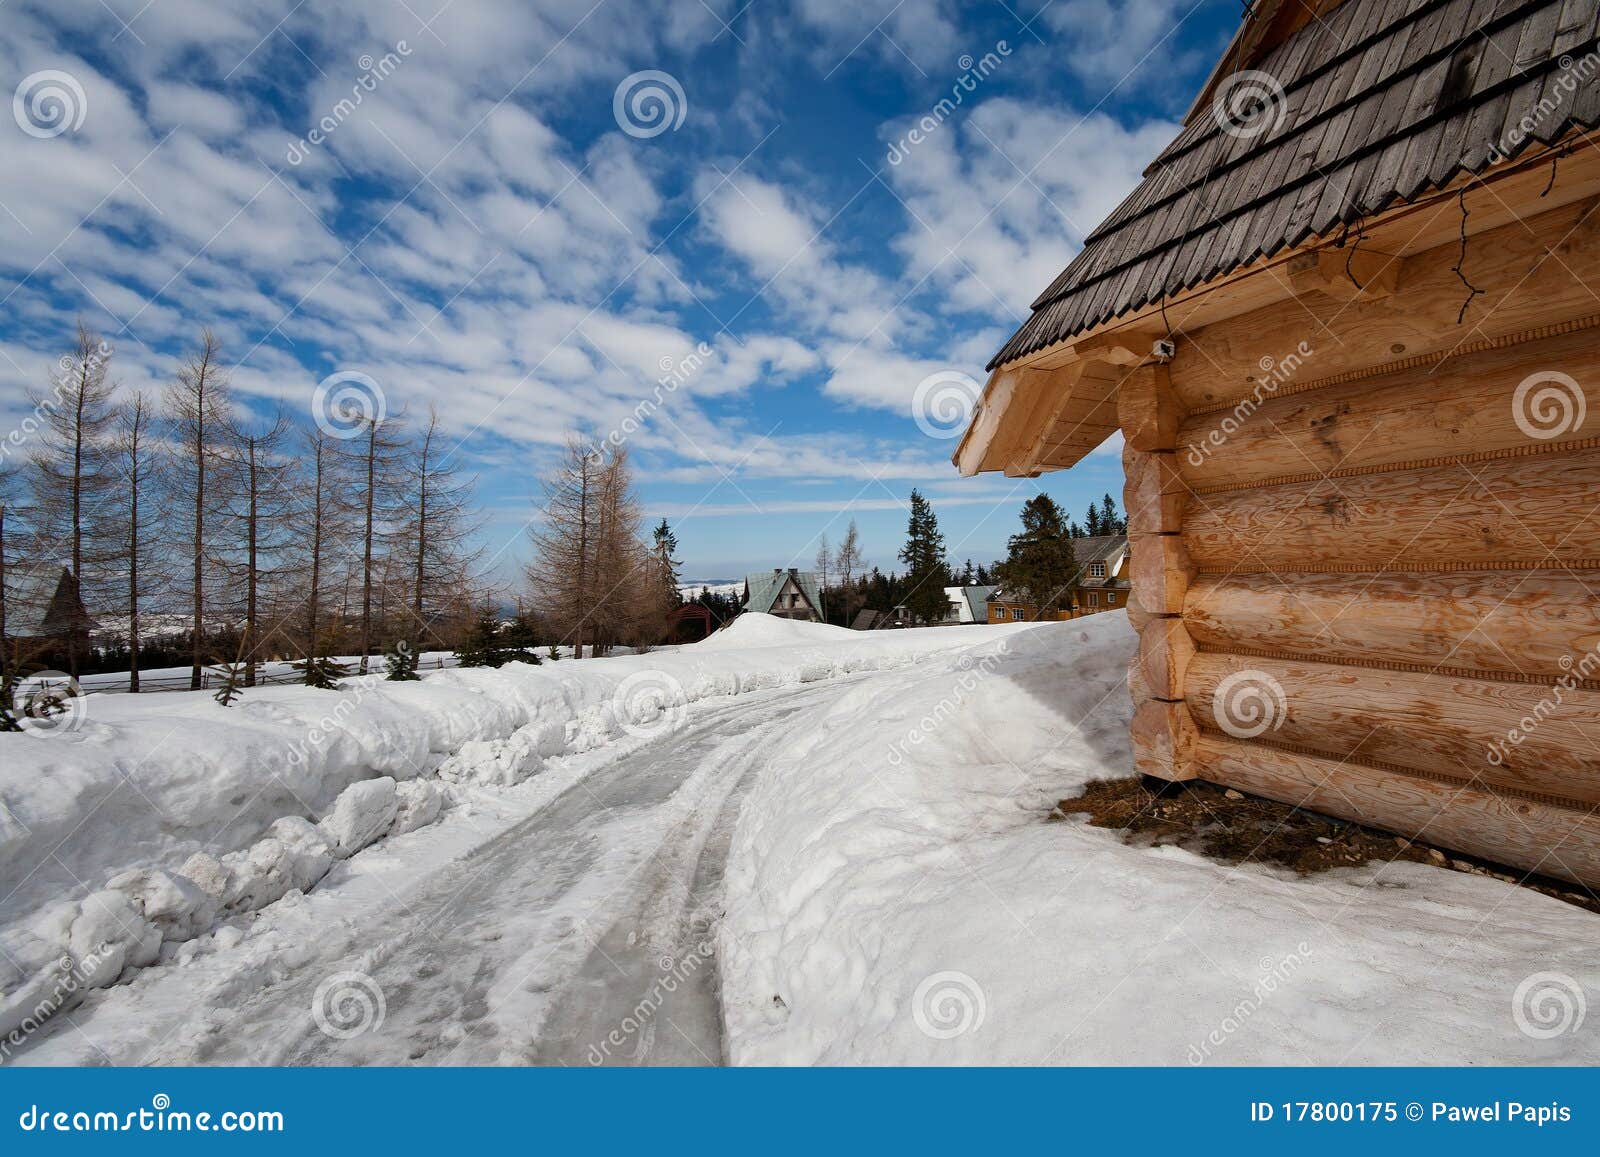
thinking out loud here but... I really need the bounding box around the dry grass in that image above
[1050,776,1600,915]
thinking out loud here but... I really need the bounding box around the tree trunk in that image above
[245,437,259,687]
[189,359,207,690]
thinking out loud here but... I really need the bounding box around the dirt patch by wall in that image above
[1051,777,1600,916]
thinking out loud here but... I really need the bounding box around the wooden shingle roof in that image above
[990,0,1600,370]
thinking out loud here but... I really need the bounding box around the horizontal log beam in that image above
[1168,189,1600,412]
[1194,732,1600,888]
[1182,450,1600,571]
[1177,323,1600,493]
[1187,652,1600,805]
[1118,362,1186,452]
[1184,570,1600,683]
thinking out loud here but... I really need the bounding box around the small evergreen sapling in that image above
[211,631,252,706]
[295,655,351,689]
[385,638,420,681]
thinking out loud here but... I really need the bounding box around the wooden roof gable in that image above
[990,0,1600,371]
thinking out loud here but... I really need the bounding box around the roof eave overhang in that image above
[955,133,1597,479]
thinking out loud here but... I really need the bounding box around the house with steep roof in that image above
[3,564,95,659]
[740,568,823,622]
[956,0,1600,889]
[985,535,1130,622]
[942,584,997,624]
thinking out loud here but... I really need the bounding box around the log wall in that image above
[1121,190,1600,888]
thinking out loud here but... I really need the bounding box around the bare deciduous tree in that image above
[223,407,294,685]
[815,534,831,624]
[349,409,408,673]
[110,393,164,692]
[529,439,656,656]
[293,429,353,676]
[402,407,483,649]
[165,329,232,689]
[28,322,117,676]
[835,519,862,627]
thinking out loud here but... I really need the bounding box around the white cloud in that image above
[1039,0,1221,89]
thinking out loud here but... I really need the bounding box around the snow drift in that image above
[0,616,1024,1038]
[716,613,1600,1065]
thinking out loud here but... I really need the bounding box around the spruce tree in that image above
[294,654,351,689]
[499,612,544,666]
[1100,493,1126,535]
[385,637,420,681]
[1084,501,1103,537]
[456,610,502,668]
[897,489,951,624]
[652,518,682,599]
[996,495,1078,619]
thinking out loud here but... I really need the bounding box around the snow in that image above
[695,611,857,649]
[716,612,1600,1065]
[0,614,1027,1049]
[7,609,1597,1065]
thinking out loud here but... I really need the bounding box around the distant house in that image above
[851,605,912,631]
[987,536,1129,622]
[942,584,997,624]
[3,565,95,655]
[1066,535,1130,615]
[741,568,823,622]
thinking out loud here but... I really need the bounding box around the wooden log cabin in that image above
[955,0,1600,888]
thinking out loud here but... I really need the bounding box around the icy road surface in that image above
[17,680,848,1067]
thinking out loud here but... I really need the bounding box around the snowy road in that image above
[19,679,852,1067]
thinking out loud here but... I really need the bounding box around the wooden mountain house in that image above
[956,0,1600,887]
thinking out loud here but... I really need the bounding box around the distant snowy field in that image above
[678,580,741,600]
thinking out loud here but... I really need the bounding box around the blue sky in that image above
[0,0,1240,585]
